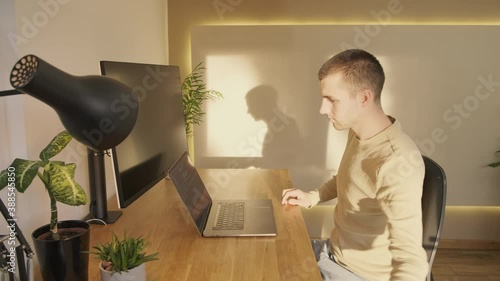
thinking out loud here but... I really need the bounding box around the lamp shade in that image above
[10,55,139,151]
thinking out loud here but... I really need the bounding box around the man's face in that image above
[319,73,361,131]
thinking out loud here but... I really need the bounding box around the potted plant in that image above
[91,232,159,281]
[0,130,89,281]
[488,150,500,168]
[182,62,223,157]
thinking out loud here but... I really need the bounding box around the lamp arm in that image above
[0,90,22,97]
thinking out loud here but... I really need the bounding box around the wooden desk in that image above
[85,169,321,280]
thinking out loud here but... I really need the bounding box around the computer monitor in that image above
[100,61,187,208]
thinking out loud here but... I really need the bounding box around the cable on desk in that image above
[86,218,107,225]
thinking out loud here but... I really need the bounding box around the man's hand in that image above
[281,189,312,208]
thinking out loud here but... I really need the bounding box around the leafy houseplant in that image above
[0,130,87,239]
[91,232,159,280]
[488,150,500,168]
[0,130,90,281]
[182,62,223,139]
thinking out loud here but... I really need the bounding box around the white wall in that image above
[0,0,29,261]
[1,0,167,252]
[0,0,26,164]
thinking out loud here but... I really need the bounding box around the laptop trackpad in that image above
[245,206,277,235]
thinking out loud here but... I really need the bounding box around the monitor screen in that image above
[100,61,187,208]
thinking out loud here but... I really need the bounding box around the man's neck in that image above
[352,109,392,141]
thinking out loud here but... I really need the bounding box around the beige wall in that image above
[168,0,500,241]
[169,0,500,77]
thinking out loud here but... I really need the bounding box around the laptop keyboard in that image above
[213,202,245,230]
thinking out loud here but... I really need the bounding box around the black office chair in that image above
[421,156,447,281]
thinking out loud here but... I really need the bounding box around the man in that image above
[282,49,428,281]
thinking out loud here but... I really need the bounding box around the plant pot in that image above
[32,220,90,281]
[99,262,146,281]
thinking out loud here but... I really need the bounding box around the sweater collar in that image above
[353,116,400,146]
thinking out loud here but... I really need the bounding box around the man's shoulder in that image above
[378,137,425,186]
[376,121,424,175]
[389,130,421,154]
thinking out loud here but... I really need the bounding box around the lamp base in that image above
[83,211,122,224]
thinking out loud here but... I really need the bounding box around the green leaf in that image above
[0,170,7,189]
[181,62,223,136]
[488,161,500,168]
[120,245,127,271]
[46,163,87,205]
[9,159,44,192]
[90,231,158,273]
[39,131,72,161]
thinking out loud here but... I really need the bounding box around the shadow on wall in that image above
[245,85,302,168]
[195,81,333,191]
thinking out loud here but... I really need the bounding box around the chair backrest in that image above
[421,156,447,278]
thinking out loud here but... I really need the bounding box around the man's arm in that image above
[377,155,429,281]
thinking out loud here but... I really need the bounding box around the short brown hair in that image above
[318,49,385,101]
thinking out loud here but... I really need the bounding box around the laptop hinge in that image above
[199,201,212,234]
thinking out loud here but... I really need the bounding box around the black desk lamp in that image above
[4,54,139,224]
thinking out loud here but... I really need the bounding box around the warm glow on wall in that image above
[204,55,262,157]
[442,206,500,240]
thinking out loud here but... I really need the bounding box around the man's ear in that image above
[358,89,373,106]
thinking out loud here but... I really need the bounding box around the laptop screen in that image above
[168,152,212,234]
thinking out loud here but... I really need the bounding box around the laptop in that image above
[168,151,277,237]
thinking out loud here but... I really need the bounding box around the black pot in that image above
[32,220,90,281]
